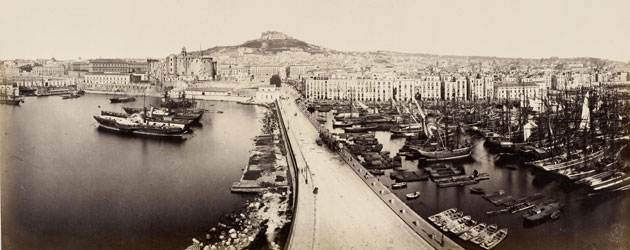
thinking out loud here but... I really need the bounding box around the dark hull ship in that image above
[110,96,136,103]
[93,113,188,139]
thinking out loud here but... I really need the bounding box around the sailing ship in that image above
[407,99,475,161]
[1,91,25,105]
[161,91,196,108]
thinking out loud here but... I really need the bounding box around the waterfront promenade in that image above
[278,88,434,250]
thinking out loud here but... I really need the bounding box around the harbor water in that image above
[1,94,265,250]
[317,110,630,250]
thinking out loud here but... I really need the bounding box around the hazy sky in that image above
[1,0,629,61]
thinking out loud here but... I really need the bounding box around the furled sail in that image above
[579,92,590,130]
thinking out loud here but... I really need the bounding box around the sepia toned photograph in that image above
[1,0,629,249]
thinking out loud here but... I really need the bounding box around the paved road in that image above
[279,88,433,250]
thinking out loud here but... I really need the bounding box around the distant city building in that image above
[82,73,147,92]
[288,65,316,80]
[32,65,66,76]
[414,75,441,101]
[89,59,131,73]
[256,86,280,102]
[11,76,76,87]
[306,76,441,102]
[216,63,248,81]
[166,47,216,81]
[248,65,286,81]
[443,75,467,100]
[494,82,540,100]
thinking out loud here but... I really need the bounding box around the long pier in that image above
[278,87,462,250]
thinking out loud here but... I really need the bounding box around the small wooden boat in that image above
[369,169,385,175]
[405,191,421,199]
[217,110,224,113]
[392,182,407,189]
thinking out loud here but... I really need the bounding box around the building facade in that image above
[443,75,467,100]
[166,47,216,81]
[32,65,66,76]
[305,76,441,102]
[494,82,540,100]
[89,59,131,73]
[256,86,280,102]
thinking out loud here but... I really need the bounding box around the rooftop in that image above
[89,59,128,64]
[495,82,539,88]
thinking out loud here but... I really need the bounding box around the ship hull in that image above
[110,97,136,103]
[93,116,187,139]
[415,146,472,162]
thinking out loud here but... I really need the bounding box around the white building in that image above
[32,65,66,76]
[495,82,540,100]
[414,75,442,101]
[443,76,467,100]
[305,76,442,102]
[85,73,131,84]
[256,86,280,102]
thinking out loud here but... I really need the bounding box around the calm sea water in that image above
[317,110,630,250]
[1,94,264,250]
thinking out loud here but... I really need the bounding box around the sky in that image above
[1,0,629,61]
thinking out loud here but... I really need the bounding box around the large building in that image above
[32,65,66,76]
[85,73,132,84]
[306,76,442,102]
[248,65,286,81]
[11,76,76,87]
[82,72,147,92]
[413,75,442,101]
[216,64,249,81]
[494,82,540,100]
[288,65,316,80]
[468,75,494,101]
[443,75,467,100]
[255,86,280,102]
[166,47,216,81]
[89,59,131,73]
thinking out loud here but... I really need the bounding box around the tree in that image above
[270,74,281,87]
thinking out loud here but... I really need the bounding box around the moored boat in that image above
[405,191,420,199]
[460,222,486,241]
[471,224,497,245]
[110,96,136,103]
[481,228,508,250]
[522,202,564,222]
[392,182,407,189]
[412,145,472,162]
[62,93,81,99]
[93,113,188,139]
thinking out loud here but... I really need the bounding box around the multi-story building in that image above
[166,47,216,81]
[32,65,66,76]
[255,86,280,102]
[414,75,441,101]
[443,75,467,100]
[306,75,441,102]
[248,65,286,81]
[89,59,131,73]
[11,76,76,87]
[494,82,540,100]
[216,64,249,81]
[85,73,132,84]
[82,73,147,92]
[288,65,316,80]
